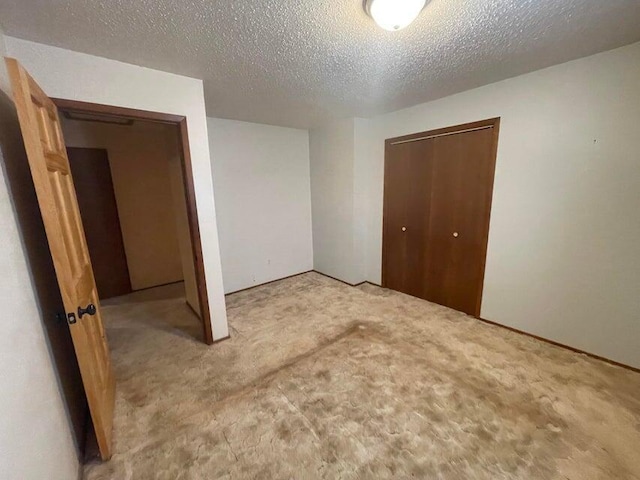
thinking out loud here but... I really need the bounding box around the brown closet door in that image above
[382,139,434,297]
[67,147,132,300]
[382,119,498,316]
[424,127,496,315]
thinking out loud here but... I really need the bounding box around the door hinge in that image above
[67,312,77,325]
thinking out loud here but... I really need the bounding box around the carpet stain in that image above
[84,273,640,479]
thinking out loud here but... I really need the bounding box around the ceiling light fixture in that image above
[364,0,427,31]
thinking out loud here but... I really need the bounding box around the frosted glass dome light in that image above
[364,0,427,31]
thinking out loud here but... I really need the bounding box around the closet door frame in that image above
[382,117,500,316]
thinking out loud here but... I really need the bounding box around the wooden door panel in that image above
[382,142,411,292]
[426,127,496,314]
[68,148,132,299]
[382,140,436,297]
[1,80,89,456]
[403,140,435,298]
[6,57,115,460]
[383,119,498,316]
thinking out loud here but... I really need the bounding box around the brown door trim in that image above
[52,98,186,124]
[52,97,214,345]
[382,117,500,316]
[386,117,500,146]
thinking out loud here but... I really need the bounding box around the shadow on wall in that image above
[0,89,88,458]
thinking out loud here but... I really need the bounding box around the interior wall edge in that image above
[309,117,364,285]
[4,35,230,340]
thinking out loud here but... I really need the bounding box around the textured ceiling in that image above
[1,0,639,128]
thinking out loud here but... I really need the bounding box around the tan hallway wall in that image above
[60,119,197,306]
[165,127,201,314]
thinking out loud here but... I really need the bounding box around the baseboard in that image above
[225,270,375,296]
[185,300,201,319]
[225,271,314,296]
[221,271,638,373]
[312,270,367,287]
[314,273,639,373]
[132,280,184,292]
[357,275,639,372]
[476,316,640,374]
[212,334,231,344]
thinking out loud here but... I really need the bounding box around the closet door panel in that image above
[382,141,434,295]
[382,142,412,292]
[425,128,496,314]
[404,139,435,298]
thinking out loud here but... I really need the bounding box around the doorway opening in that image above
[6,56,220,462]
[54,98,214,345]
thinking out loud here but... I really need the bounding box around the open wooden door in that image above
[5,58,115,460]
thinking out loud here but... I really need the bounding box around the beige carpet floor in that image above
[84,272,640,479]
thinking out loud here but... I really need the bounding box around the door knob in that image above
[78,303,97,318]
[401,226,407,232]
[453,232,459,238]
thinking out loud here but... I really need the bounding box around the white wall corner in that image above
[207,117,314,293]
[309,117,372,286]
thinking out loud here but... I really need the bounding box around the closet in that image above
[382,118,500,316]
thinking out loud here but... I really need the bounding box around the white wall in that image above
[309,118,361,284]
[357,42,640,367]
[0,32,8,93]
[208,118,313,293]
[353,118,375,283]
[308,117,376,286]
[0,31,80,480]
[5,37,229,339]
